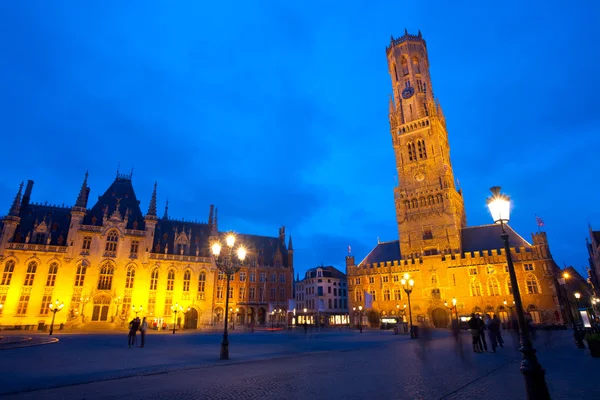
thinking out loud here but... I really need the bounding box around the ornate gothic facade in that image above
[346,31,563,328]
[0,172,293,330]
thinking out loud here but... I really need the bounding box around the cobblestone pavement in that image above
[0,334,59,349]
[2,329,598,399]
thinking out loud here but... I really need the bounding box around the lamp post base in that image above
[220,333,229,360]
[520,345,551,400]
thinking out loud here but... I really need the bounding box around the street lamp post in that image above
[574,292,581,309]
[444,298,458,326]
[132,305,142,317]
[49,300,64,335]
[212,233,246,360]
[396,303,407,333]
[559,273,585,349]
[80,296,89,321]
[358,305,363,333]
[113,296,122,320]
[487,186,550,399]
[171,303,183,334]
[401,273,415,339]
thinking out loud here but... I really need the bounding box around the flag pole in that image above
[535,213,540,233]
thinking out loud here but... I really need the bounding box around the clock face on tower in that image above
[414,172,425,182]
[402,86,415,99]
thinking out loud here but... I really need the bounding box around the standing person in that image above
[139,317,148,348]
[127,318,136,347]
[477,314,488,352]
[486,314,498,353]
[129,317,141,347]
[468,313,481,353]
[493,315,504,347]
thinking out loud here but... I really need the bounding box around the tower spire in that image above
[208,205,214,226]
[147,182,157,217]
[8,181,24,217]
[288,235,293,251]
[214,207,218,232]
[75,171,89,209]
[163,198,169,220]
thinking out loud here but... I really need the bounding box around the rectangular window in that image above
[122,296,132,316]
[382,276,389,283]
[369,277,374,284]
[218,271,225,280]
[249,287,256,300]
[270,273,277,283]
[469,267,478,276]
[355,277,361,285]
[393,275,399,282]
[217,286,223,300]
[130,241,139,256]
[279,288,286,301]
[328,299,332,309]
[82,236,92,251]
[228,285,234,299]
[394,289,402,301]
[239,272,246,282]
[46,268,57,287]
[384,290,391,301]
[279,274,285,283]
[524,263,534,271]
[250,272,256,283]
[164,298,172,317]
[0,294,6,315]
[318,287,323,296]
[148,297,156,315]
[69,294,80,318]
[328,286,331,294]
[333,288,337,296]
[270,288,276,301]
[369,290,376,302]
[259,287,265,302]
[334,299,338,308]
[16,294,30,316]
[239,287,246,300]
[259,273,266,283]
[40,295,52,316]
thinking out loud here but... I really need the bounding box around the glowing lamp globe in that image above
[237,246,247,261]
[226,234,236,247]
[452,297,457,306]
[211,242,222,256]
[574,292,581,300]
[486,186,511,224]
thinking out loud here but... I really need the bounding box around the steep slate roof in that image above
[593,231,600,247]
[358,240,401,266]
[304,265,346,280]
[12,203,72,246]
[234,232,290,268]
[82,175,146,230]
[461,224,531,253]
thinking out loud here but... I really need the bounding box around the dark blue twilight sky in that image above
[1,1,599,277]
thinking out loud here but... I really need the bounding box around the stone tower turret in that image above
[0,181,24,255]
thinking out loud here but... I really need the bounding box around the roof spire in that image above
[288,235,293,251]
[147,182,157,216]
[75,171,89,209]
[214,207,218,232]
[163,198,169,220]
[8,181,24,217]
[208,205,214,226]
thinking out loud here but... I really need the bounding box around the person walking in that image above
[493,315,504,347]
[139,317,148,348]
[477,314,488,352]
[468,313,482,353]
[486,314,498,352]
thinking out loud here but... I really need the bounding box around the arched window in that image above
[97,264,114,290]
[198,271,206,293]
[383,288,391,301]
[487,277,500,296]
[355,289,363,302]
[167,269,175,291]
[431,274,438,286]
[24,261,37,286]
[506,278,513,295]
[75,263,86,287]
[150,268,159,291]
[412,199,418,208]
[369,289,377,302]
[46,262,58,287]
[183,270,191,292]
[404,200,410,209]
[105,231,119,253]
[470,279,482,297]
[407,143,414,161]
[125,266,135,289]
[526,274,540,294]
[401,57,408,75]
[1,260,15,286]
[412,56,421,73]
[417,140,427,159]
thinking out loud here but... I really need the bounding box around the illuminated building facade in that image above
[346,31,563,328]
[295,265,349,326]
[0,172,293,330]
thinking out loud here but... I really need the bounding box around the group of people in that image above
[468,313,504,353]
[128,316,148,348]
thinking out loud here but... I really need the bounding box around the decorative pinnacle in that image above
[147,181,157,216]
[163,198,169,220]
[8,181,24,216]
[75,171,89,208]
[288,235,293,251]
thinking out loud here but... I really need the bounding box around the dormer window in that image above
[317,270,323,277]
[105,231,119,254]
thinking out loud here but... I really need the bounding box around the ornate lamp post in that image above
[171,303,183,334]
[234,307,239,330]
[132,305,142,317]
[113,296,122,320]
[212,233,246,360]
[400,273,415,339]
[444,298,458,326]
[574,292,581,309]
[486,186,550,399]
[80,296,89,321]
[358,305,363,333]
[48,300,64,335]
[558,273,585,349]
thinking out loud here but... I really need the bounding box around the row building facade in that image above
[346,31,564,328]
[0,172,294,330]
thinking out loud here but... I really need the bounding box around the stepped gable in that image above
[358,240,401,267]
[461,224,531,253]
[12,203,72,246]
[152,218,212,256]
[82,175,145,230]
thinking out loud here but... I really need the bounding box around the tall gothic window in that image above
[46,263,58,287]
[125,266,135,289]
[167,269,175,291]
[417,140,427,159]
[24,261,37,286]
[488,277,500,296]
[401,57,408,75]
[412,56,421,73]
[470,279,482,297]
[526,274,540,294]
[150,268,159,291]
[183,270,191,292]
[97,264,114,290]
[105,230,119,253]
[1,260,15,286]
[198,271,206,294]
[75,263,87,287]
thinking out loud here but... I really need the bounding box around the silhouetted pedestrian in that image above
[128,317,141,347]
[477,315,488,352]
[468,314,481,353]
[486,314,498,352]
[493,315,504,347]
[139,317,148,348]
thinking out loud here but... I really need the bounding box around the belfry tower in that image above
[387,30,466,259]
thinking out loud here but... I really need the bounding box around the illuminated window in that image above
[1,260,15,285]
[470,279,482,297]
[74,263,86,287]
[250,272,256,282]
[16,294,30,316]
[218,270,225,281]
[239,272,246,282]
[239,287,246,300]
[24,261,37,286]
[82,236,92,251]
[40,295,52,316]
[383,289,391,301]
[412,56,420,73]
[183,270,191,292]
[97,264,114,290]
[216,286,223,299]
[125,266,135,289]
[166,269,175,291]
[394,289,402,301]
[150,268,159,291]
[198,271,206,295]
[121,296,131,315]
[506,279,513,295]
[148,296,156,315]
[524,263,534,271]
[229,286,234,299]
[401,57,408,75]
[530,310,541,323]
[164,298,172,317]
[382,276,389,283]
[0,294,5,315]
[526,274,540,294]
[488,277,500,296]
[46,263,58,287]
[105,231,118,253]
[369,290,376,302]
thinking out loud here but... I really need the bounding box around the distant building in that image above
[0,172,293,330]
[586,226,600,292]
[346,31,564,328]
[295,265,349,327]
